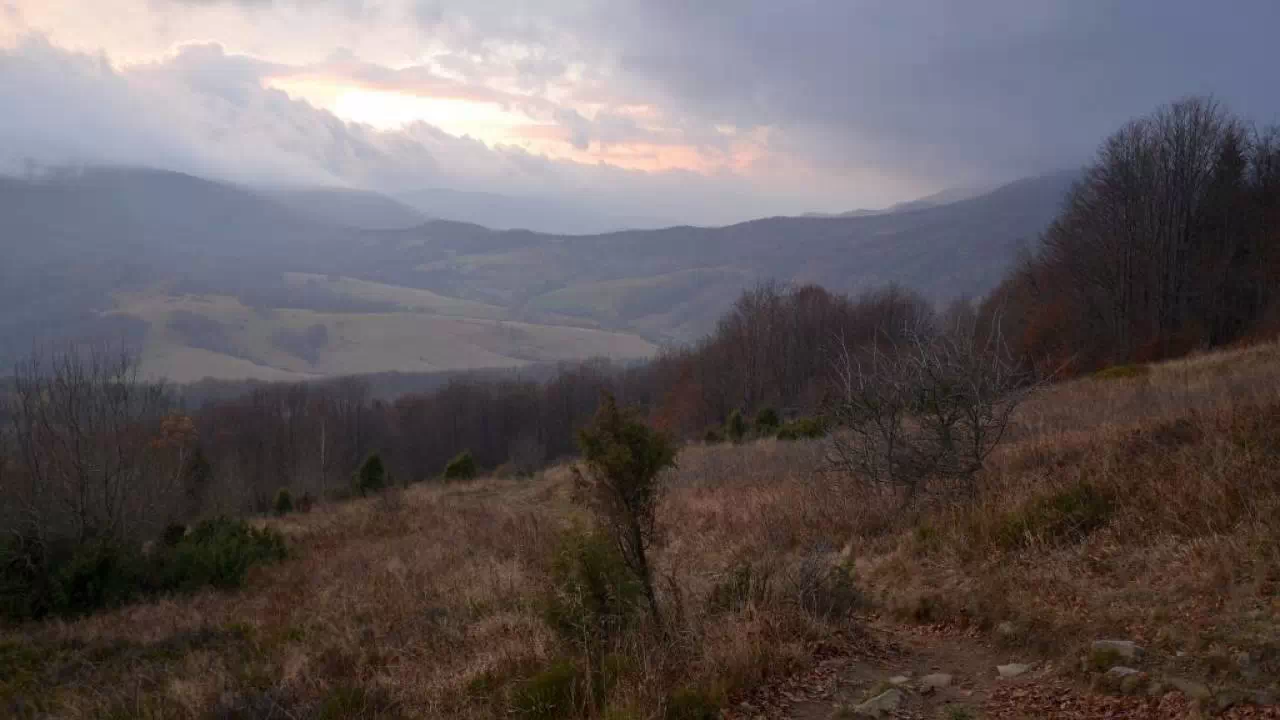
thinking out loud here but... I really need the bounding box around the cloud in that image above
[0,35,823,224]
[402,0,1280,184]
[6,0,1279,219]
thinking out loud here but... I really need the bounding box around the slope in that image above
[350,170,1079,343]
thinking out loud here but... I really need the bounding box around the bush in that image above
[545,530,644,647]
[443,450,478,481]
[575,394,677,626]
[828,330,1030,501]
[273,488,294,516]
[151,517,288,592]
[355,453,387,495]
[725,410,747,444]
[161,523,188,547]
[0,535,145,620]
[702,427,725,445]
[545,528,643,705]
[788,555,862,619]
[707,561,774,614]
[754,407,781,433]
[511,660,585,720]
[994,481,1114,550]
[51,541,148,618]
[0,518,287,621]
[776,416,828,441]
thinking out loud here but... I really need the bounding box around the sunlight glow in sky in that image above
[279,79,534,141]
[6,0,1275,223]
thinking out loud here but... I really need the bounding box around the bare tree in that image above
[994,96,1280,370]
[827,317,1031,502]
[6,346,183,545]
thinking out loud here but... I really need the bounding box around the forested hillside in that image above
[0,167,1074,379]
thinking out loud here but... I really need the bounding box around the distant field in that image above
[109,292,657,382]
[524,266,753,341]
[282,273,508,319]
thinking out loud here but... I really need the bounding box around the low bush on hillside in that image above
[273,488,294,516]
[444,450,479,480]
[776,416,828,441]
[0,518,286,622]
[754,407,781,433]
[724,410,748,444]
[574,394,677,626]
[355,453,387,495]
[511,659,585,720]
[991,481,1114,550]
[152,517,287,593]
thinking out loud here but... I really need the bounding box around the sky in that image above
[2,0,1278,224]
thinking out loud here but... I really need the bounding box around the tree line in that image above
[985,96,1280,373]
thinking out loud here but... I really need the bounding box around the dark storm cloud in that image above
[398,0,1280,184]
[574,0,1280,182]
[7,0,1279,219]
[134,0,1280,186]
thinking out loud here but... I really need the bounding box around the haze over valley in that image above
[1,165,1075,381]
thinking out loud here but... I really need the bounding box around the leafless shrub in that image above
[827,320,1033,502]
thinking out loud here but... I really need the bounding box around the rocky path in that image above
[724,617,1280,719]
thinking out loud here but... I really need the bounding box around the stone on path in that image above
[1166,677,1212,701]
[841,689,904,718]
[1086,640,1146,671]
[920,673,953,692]
[997,663,1034,679]
[888,675,911,686]
[1097,666,1148,695]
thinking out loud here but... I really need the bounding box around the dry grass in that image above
[860,342,1280,689]
[5,341,1280,717]
[0,442,861,718]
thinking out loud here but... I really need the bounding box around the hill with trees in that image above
[0,166,1075,379]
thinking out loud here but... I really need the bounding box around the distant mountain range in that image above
[803,185,996,218]
[393,187,681,235]
[0,167,1079,381]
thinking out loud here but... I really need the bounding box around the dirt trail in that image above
[725,618,1279,720]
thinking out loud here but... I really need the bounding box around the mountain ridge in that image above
[0,167,1080,380]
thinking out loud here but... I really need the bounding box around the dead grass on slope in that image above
[1,445,866,718]
[857,342,1280,698]
[5,342,1279,717]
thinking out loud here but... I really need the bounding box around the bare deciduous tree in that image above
[827,317,1031,502]
[5,346,187,546]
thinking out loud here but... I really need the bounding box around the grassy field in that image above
[3,343,1278,717]
[281,274,508,320]
[109,292,657,383]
